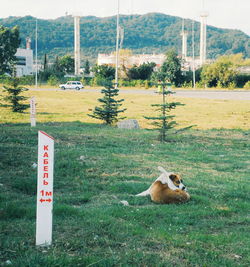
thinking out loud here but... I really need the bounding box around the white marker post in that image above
[36,131,54,246]
[30,96,36,127]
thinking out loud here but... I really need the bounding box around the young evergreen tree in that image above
[43,53,48,71]
[88,81,126,125]
[1,78,29,112]
[145,82,185,142]
[52,56,63,77]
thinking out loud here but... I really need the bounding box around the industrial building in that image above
[97,53,165,68]
[15,38,33,77]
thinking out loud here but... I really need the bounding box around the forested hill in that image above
[1,13,250,62]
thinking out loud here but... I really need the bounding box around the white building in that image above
[98,53,116,66]
[98,52,209,71]
[237,66,250,74]
[98,53,165,68]
[15,44,33,77]
[131,54,165,67]
[182,57,203,71]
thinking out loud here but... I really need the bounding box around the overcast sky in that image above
[1,0,250,35]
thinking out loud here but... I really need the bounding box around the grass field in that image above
[0,89,250,266]
[0,89,249,129]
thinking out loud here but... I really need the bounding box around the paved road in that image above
[173,90,250,100]
[120,89,250,100]
[30,88,250,100]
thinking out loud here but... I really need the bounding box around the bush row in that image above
[1,74,250,89]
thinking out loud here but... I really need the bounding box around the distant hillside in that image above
[1,13,249,64]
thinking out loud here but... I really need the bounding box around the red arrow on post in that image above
[40,198,52,203]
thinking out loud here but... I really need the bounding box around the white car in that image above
[59,81,84,90]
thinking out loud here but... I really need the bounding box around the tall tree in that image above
[159,49,183,86]
[92,64,115,81]
[43,54,48,71]
[53,56,61,73]
[59,55,74,74]
[84,60,90,75]
[127,62,156,80]
[0,25,21,75]
[51,56,64,78]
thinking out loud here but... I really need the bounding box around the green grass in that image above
[0,89,250,129]
[0,122,249,266]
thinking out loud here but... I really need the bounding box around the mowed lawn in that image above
[0,89,250,266]
[0,89,249,129]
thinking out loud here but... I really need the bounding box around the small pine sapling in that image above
[88,81,126,125]
[145,82,185,142]
[1,77,29,113]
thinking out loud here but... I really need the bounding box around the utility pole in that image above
[35,19,38,88]
[200,0,208,65]
[180,19,188,60]
[74,15,81,76]
[115,0,120,89]
[192,20,196,88]
[200,12,208,65]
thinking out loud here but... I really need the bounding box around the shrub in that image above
[81,77,91,86]
[201,56,238,88]
[235,74,250,88]
[182,81,193,88]
[144,80,149,89]
[19,75,35,85]
[0,74,11,84]
[228,81,237,89]
[243,81,250,89]
[47,75,59,86]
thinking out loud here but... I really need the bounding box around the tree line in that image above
[0,13,249,62]
[0,25,250,89]
[90,51,250,89]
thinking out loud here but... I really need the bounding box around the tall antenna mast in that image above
[74,15,81,76]
[35,19,38,88]
[115,0,120,88]
[180,19,188,60]
[200,0,208,65]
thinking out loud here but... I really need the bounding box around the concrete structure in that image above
[98,53,165,68]
[98,52,210,71]
[15,46,33,77]
[182,57,203,71]
[117,119,140,129]
[181,31,188,60]
[237,66,250,74]
[180,20,188,60]
[200,11,208,65]
[74,16,81,75]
